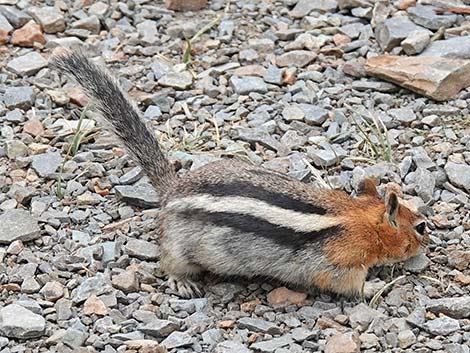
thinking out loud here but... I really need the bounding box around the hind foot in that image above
[167,275,204,298]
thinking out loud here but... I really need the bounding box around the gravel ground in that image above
[0,0,470,352]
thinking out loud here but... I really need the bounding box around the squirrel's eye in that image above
[415,222,426,235]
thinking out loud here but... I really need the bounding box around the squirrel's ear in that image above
[358,178,379,198]
[385,191,399,227]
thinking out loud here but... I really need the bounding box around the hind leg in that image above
[160,250,204,298]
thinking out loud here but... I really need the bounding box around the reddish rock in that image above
[83,295,108,316]
[448,250,470,271]
[68,87,89,107]
[366,55,470,101]
[165,0,207,11]
[24,119,44,137]
[240,298,260,312]
[218,320,235,329]
[267,287,307,306]
[40,281,64,302]
[0,28,8,45]
[325,333,360,353]
[11,21,46,47]
[333,33,351,46]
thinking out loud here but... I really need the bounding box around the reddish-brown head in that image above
[358,178,428,264]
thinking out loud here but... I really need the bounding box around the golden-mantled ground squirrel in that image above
[51,50,429,298]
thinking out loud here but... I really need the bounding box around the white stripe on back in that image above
[166,194,341,233]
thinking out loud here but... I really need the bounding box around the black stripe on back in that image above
[180,209,340,250]
[197,181,327,215]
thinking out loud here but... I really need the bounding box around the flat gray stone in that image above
[7,52,47,77]
[420,36,470,59]
[375,16,431,51]
[214,341,251,353]
[0,304,45,339]
[0,6,31,28]
[0,13,13,32]
[115,183,160,208]
[445,162,470,192]
[290,0,338,18]
[276,50,316,68]
[349,303,386,329]
[31,151,62,177]
[28,6,65,33]
[139,319,179,338]
[237,317,282,335]
[403,253,431,272]
[125,239,159,261]
[425,316,460,336]
[408,5,457,30]
[3,86,35,110]
[158,71,193,90]
[250,335,293,353]
[426,296,470,319]
[0,209,40,244]
[230,76,268,95]
[402,30,430,55]
[161,331,193,349]
[71,273,113,304]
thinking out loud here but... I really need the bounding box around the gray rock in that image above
[230,76,268,95]
[4,86,35,110]
[237,317,282,335]
[403,253,431,272]
[426,296,470,319]
[445,162,470,193]
[137,19,157,45]
[71,15,100,34]
[375,17,431,51]
[0,13,12,32]
[80,242,119,264]
[28,6,65,33]
[46,328,88,347]
[349,303,386,329]
[158,71,193,90]
[31,151,62,177]
[397,329,416,349]
[125,239,159,260]
[5,140,28,158]
[0,209,40,244]
[300,104,329,125]
[388,108,416,125]
[144,105,163,119]
[408,5,457,30]
[119,166,143,184]
[214,341,251,353]
[263,65,284,85]
[290,0,338,18]
[420,36,470,59]
[406,308,425,328]
[7,51,47,76]
[139,319,179,338]
[307,148,338,167]
[412,168,435,203]
[71,273,113,303]
[276,50,316,68]
[291,327,318,342]
[115,183,160,208]
[402,30,430,55]
[0,304,45,339]
[352,80,398,93]
[161,331,193,349]
[250,335,293,353]
[283,105,305,121]
[202,328,222,347]
[233,127,288,155]
[410,147,435,170]
[425,316,460,335]
[0,6,31,28]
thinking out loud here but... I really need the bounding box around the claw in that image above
[167,275,204,298]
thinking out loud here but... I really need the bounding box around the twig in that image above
[369,275,406,308]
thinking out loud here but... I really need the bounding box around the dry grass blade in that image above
[369,275,406,308]
[303,158,332,189]
[183,14,223,63]
[345,104,393,162]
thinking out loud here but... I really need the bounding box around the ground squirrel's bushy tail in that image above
[50,50,175,194]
